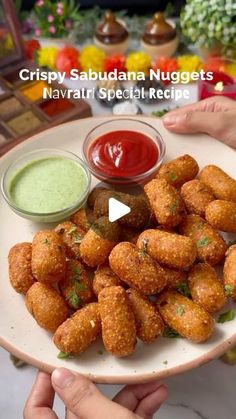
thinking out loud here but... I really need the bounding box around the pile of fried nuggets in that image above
[8,155,236,358]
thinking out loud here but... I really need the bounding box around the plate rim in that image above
[1,115,236,384]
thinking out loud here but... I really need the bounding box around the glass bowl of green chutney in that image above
[1,148,91,223]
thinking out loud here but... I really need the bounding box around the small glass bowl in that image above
[1,148,91,223]
[83,118,166,184]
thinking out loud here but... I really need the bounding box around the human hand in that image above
[162,96,236,149]
[24,368,167,419]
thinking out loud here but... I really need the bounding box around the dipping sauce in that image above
[9,157,88,213]
[88,130,159,178]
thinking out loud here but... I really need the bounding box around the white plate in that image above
[0,116,236,384]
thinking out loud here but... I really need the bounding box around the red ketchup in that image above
[88,130,159,178]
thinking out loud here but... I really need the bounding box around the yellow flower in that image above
[177,55,203,73]
[125,51,151,75]
[226,63,236,79]
[37,47,58,70]
[80,45,105,73]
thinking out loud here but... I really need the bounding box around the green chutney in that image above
[9,157,88,213]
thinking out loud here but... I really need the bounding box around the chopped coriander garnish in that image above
[57,351,69,359]
[163,360,168,365]
[152,108,169,117]
[169,172,178,182]
[176,305,185,316]
[66,290,82,309]
[197,237,210,248]
[228,240,236,247]
[97,349,103,355]
[75,282,87,292]
[176,282,191,298]
[170,200,179,214]
[74,234,83,244]
[163,327,180,338]
[43,238,50,245]
[224,284,234,297]
[217,309,235,324]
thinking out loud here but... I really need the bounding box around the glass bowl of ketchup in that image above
[83,118,165,184]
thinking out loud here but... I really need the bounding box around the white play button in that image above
[108,197,131,222]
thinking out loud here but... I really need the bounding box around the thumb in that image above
[163,110,226,139]
[51,368,134,419]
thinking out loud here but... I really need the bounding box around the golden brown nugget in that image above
[32,230,66,284]
[224,244,236,300]
[181,179,215,217]
[53,303,101,356]
[157,291,214,343]
[144,178,186,229]
[55,221,85,259]
[126,289,164,343]
[93,265,122,297]
[137,229,196,270]
[164,268,188,290]
[8,242,35,294]
[109,242,167,295]
[199,165,236,203]
[87,187,109,209]
[98,286,136,357]
[188,263,226,313]
[120,227,139,244]
[26,282,68,333]
[157,154,199,188]
[80,216,120,267]
[59,260,94,309]
[94,190,151,229]
[205,200,236,233]
[70,208,96,232]
[179,214,227,266]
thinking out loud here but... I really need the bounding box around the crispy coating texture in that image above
[157,291,214,343]
[126,289,164,343]
[188,263,226,313]
[144,178,186,229]
[32,230,66,284]
[26,282,69,332]
[87,187,109,209]
[181,179,215,217]
[109,242,167,295]
[53,303,101,356]
[205,200,236,233]
[157,154,199,188]
[93,265,122,297]
[98,286,136,357]
[59,260,94,309]
[199,165,236,203]
[8,242,35,294]
[70,208,96,232]
[179,214,227,266]
[137,229,196,269]
[164,268,188,290]
[224,245,236,300]
[94,190,151,229]
[80,216,120,267]
[55,221,85,259]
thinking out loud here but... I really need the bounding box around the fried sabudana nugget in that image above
[109,242,167,295]
[157,291,214,343]
[98,286,136,357]
[144,178,186,229]
[94,190,151,229]
[224,245,236,300]
[164,268,188,290]
[205,200,236,233]
[181,179,215,217]
[55,221,85,260]
[53,303,101,356]
[188,263,226,313]
[26,282,68,333]
[59,260,94,310]
[179,214,227,266]
[32,230,66,284]
[87,187,109,209]
[157,154,199,188]
[199,165,236,203]
[80,216,120,267]
[127,289,164,343]
[8,242,35,294]
[137,229,196,270]
[93,264,122,297]
[70,208,96,232]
